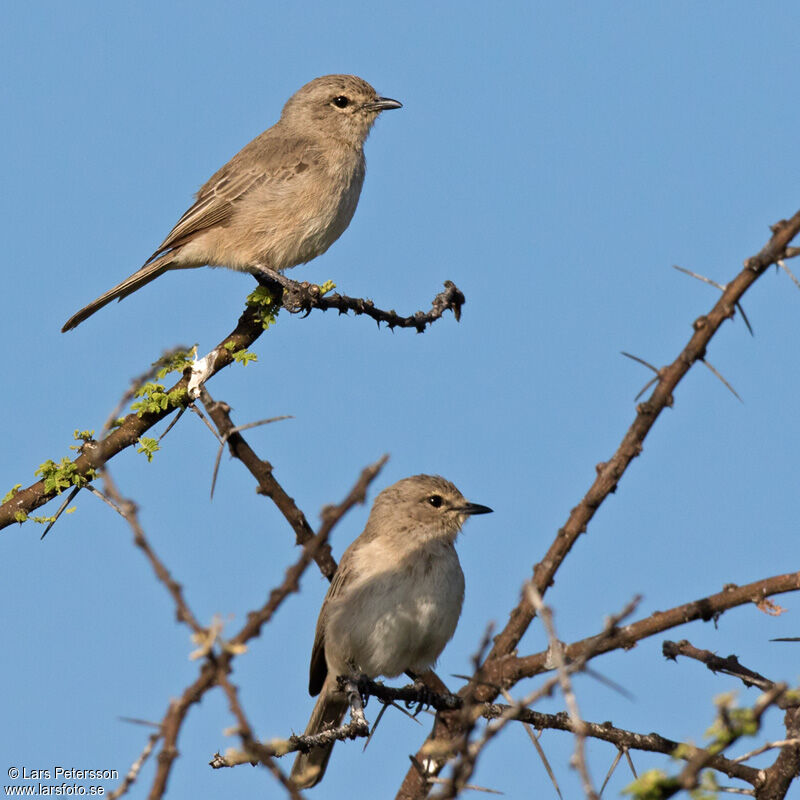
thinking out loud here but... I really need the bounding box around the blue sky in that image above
[2,2,799,798]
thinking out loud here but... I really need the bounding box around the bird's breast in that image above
[324,540,465,680]
[230,146,366,271]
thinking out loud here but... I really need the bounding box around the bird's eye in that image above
[427,495,444,508]
[332,95,350,109]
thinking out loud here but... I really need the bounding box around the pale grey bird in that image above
[62,74,401,331]
[291,474,492,789]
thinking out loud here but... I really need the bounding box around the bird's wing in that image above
[308,559,351,697]
[143,165,268,264]
[144,134,321,264]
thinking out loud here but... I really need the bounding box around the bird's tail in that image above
[62,254,176,331]
[290,684,348,789]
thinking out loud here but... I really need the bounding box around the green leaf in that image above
[245,286,281,330]
[623,770,677,800]
[131,383,187,416]
[34,458,96,494]
[153,346,198,379]
[136,437,160,462]
[2,484,22,504]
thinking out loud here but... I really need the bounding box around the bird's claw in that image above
[405,681,436,715]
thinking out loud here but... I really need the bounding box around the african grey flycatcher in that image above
[62,75,401,331]
[291,475,493,789]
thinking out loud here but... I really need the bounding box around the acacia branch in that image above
[142,458,387,798]
[0,282,461,530]
[215,669,304,799]
[101,470,205,634]
[486,211,800,673]
[663,639,775,692]
[199,387,339,579]
[396,209,800,800]
[503,572,800,686]
[480,705,761,787]
[758,706,800,800]
[228,455,387,649]
[672,685,787,797]
[279,278,465,329]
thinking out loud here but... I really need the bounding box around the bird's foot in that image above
[406,679,438,716]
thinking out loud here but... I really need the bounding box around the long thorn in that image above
[701,358,743,403]
[620,351,659,375]
[735,302,754,336]
[634,376,659,402]
[85,483,127,518]
[777,259,800,291]
[40,485,82,539]
[189,402,223,443]
[624,747,638,778]
[599,748,623,797]
[158,406,186,441]
[672,264,725,291]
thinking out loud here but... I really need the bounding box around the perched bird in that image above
[62,74,401,331]
[291,474,493,788]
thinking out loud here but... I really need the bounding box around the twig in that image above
[674,684,788,794]
[436,597,640,800]
[208,414,292,499]
[199,387,341,580]
[662,639,774,691]
[1,281,457,529]
[215,669,304,799]
[229,455,388,650]
[279,279,466,329]
[478,706,760,786]
[507,572,800,685]
[502,687,562,800]
[390,210,800,800]
[150,460,387,797]
[526,584,597,799]
[731,738,800,764]
[672,265,753,335]
[99,346,192,438]
[108,730,162,799]
[102,470,204,634]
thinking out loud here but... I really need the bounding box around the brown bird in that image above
[62,74,401,331]
[291,475,492,788]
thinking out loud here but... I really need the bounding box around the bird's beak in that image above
[365,96,403,112]
[459,502,493,516]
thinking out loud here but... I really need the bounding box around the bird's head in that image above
[281,74,402,146]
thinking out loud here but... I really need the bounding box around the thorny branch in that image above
[486,211,800,677]
[105,456,386,799]
[7,210,800,799]
[663,639,775,692]
[672,684,788,797]
[0,282,461,529]
[506,572,800,685]
[278,277,466,329]
[101,470,204,634]
[478,706,761,787]
[198,386,339,579]
[526,585,597,800]
[215,669,304,800]
[396,211,800,800]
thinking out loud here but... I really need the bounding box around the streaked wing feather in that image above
[308,560,351,696]
[144,167,267,263]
